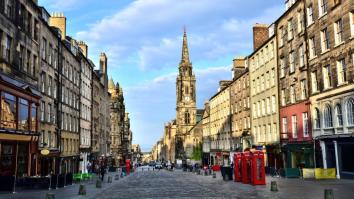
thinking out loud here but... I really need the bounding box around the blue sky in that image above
[39,0,284,152]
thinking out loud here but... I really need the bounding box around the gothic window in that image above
[185,86,189,95]
[184,111,190,124]
[314,108,320,129]
[323,104,333,128]
[335,104,343,127]
[347,98,354,125]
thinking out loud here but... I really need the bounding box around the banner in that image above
[315,168,336,179]
[302,168,315,179]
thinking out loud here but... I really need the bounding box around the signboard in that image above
[40,149,50,156]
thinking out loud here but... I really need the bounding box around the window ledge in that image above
[307,22,314,28]
[323,87,333,91]
[334,41,344,48]
[321,49,330,55]
[318,13,328,20]
[309,56,317,61]
[337,82,348,86]
[312,91,320,95]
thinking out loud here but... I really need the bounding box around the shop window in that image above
[323,104,333,128]
[347,98,354,125]
[314,108,321,129]
[335,104,343,127]
[1,92,17,129]
[18,98,29,131]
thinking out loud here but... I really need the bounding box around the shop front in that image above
[284,143,314,169]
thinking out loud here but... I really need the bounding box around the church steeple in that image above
[180,28,190,64]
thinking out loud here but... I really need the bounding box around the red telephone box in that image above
[241,151,252,184]
[250,151,266,185]
[233,153,242,182]
[125,159,131,174]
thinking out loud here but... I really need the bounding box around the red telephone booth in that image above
[233,153,242,182]
[241,151,252,184]
[125,159,131,174]
[251,151,266,185]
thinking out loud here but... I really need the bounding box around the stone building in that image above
[276,0,314,169]
[183,109,203,160]
[77,41,93,173]
[123,112,132,160]
[249,26,280,168]
[202,102,211,165]
[0,0,42,179]
[175,30,197,159]
[209,81,232,166]
[230,57,251,152]
[305,0,354,178]
[109,78,126,164]
[37,8,61,176]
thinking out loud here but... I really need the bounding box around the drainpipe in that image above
[333,140,340,179]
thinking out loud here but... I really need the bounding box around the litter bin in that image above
[222,166,232,181]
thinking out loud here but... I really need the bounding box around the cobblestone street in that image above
[2,167,354,199]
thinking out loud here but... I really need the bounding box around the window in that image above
[31,104,37,132]
[289,51,295,73]
[288,18,293,40]
[300,79,307,100]
[5,0,13,18]
[262,99,265,116]
[314,108,321,129]
[311,71,318,93]
[42,37,47,60]
[321,28,330,52]
[290,85,296,103]
[184,112,190,124]
[299,44,305,67]
[32,55,37,77]
[53,79,57,99]
[292,115,297,138]
[48,76,52,96]
[334,19,343,45]
[257,101,261,117]
[347,98,354,125]
[281,89,286,106]
[34,19,39,41]
[261,75,264,90]
[324,104,333,128]
[282,117,288,135]
[40,101,45,121]
[19,45,25,71]
[26,50,31,74]
[48,44,52,65]
[307,5,314,25]
[335,104,343,127]
[4,35,11,62]
[0,93,16,129]
[323,65,332,89]
[271,68,275,86]
[272,95,276,113]
[337,59,346,84]
[318,0,328,17]
[309,37,316,58]
[265,72,270,89]
[350,11,354,37]
[280,58,285,77]
[266,97,271,114]
[253,103,256,118]
[47,104,51,123]
[302,112,309,137]
[279,27,284,46]
[40,73,45,93]
[297,11,303,33]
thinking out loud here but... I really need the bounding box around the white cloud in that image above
[39,0,82,11]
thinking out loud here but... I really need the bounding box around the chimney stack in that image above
[100,52,107,75]
[232,56,246,80]
[78,41,88,58]
[253,23,269,51]
[49,12,66,40]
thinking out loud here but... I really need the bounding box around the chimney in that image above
[100,52,107,74]
[232,56,246,80]
[78,41,88,57]
[218,80,232,91]
[49,12,66,40]
[253,23,269,51]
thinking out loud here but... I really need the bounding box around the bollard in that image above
[212,172,216,178]
[46,193,55,199]
[115,175,119,180]
[198,169,201,175]
[96,180,102,188]
[324,189,334,199]
[107,176,112,183]
[270,181,278,192]
[78,184,86,195]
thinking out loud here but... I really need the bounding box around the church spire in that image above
[181,27,190,63]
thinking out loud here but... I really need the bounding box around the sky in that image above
[39,0,284,152]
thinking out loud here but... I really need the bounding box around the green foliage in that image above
[191,142,202,161]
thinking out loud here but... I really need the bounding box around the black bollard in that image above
[213,172,216,178]
[324,189,334,199]
[46,193,55,199]
[107,176,112,183]
[115,175,119,180]
[270,181,278,192]
[96,180,102,188]
[78,184,86,195]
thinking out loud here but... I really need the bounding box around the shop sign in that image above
[40,149,50,156]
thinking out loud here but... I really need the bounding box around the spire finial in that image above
[181,27,190,63]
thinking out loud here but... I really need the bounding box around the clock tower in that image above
[176,30,196,137]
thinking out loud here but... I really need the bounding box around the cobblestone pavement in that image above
[1,168,354,199]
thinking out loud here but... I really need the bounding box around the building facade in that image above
[276,0,314,169]
[249,34,281,168]
[306,0,354,178]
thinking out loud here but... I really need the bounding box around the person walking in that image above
[100,165,106,181]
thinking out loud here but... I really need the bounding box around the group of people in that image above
[86,161,107,181]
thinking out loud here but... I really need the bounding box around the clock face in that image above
[185,96,190,101]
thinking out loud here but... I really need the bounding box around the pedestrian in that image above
[100,165,106,181]
[87,161,92,173]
